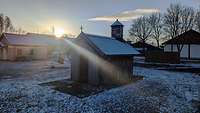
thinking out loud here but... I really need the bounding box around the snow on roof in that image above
[2,33,63,46]
[111,19,124,27]
[84,33,139,56]
[26,33,62,46]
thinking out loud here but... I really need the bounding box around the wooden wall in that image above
[71,37,134,85]
[71,37,100,84]
[100,56,134,85]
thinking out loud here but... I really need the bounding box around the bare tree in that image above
[16,28,23,34]
[178,6,195,54]
[129,16,152,53]
[149,13,163,47]
[195,7,200,32]
[9,25,15,33]
[4,16,12,33]
[0,14,4,34]
[164,3,195,55]
[163,3,182,40]
[0,14,15,34]
[180,7,195,33]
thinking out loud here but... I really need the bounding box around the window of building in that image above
[17,49,22,56]
[30,49,35,55]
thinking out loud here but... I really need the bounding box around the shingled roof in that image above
[163,29,200,44]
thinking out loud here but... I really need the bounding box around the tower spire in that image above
[80,25,83,33]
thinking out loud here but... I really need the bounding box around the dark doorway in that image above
[79,55,88,82]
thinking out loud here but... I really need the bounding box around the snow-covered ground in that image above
[134,56,200,68]
[0,60,199,113]
[0,60,70,83]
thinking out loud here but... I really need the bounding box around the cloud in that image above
[88,8,160,22]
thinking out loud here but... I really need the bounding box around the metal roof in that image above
[79,33,139,56]
[111,19,124,27]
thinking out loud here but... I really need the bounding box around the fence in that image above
[145,51,180,64]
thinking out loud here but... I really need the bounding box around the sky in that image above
[0,0,199,38]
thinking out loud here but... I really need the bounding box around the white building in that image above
[163,29,200,59]
[0,33,68,61]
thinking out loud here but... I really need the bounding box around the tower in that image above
[111,19,124,42]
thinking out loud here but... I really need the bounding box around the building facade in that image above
[0,33,67,61]
[163,30,200,59]
[71,20,139,85]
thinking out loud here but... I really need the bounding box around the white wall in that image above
[2,48,7,60]
[164,44,200,59]
[13,46,48,60]
[164,45,171,52]
[164,44,179,52]
[190,45,200,59]
[180,45,188,58]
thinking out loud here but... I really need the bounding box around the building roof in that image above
[26,33,63,46]
[111,19,124,27]
[131,41,162,50]
[0,33,67,46]
[78,32,139,56]
[163,29,200,44]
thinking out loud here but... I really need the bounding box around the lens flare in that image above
[63,38,130,84]
[54,28,65,38]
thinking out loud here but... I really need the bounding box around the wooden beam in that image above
[171,44,173,52]
[188,44,191,59]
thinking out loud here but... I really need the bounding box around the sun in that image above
[54,28,65,38]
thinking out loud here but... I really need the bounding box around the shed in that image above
[71,32,139,85]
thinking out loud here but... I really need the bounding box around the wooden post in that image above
[171,44,173,52]
[188,44,191,59]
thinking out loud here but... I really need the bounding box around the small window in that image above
[30,49,34,55]
[17,49,22,56]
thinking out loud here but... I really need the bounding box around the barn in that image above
[163,29,200,60]
[71,20,139,85]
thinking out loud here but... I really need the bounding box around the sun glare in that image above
[54,28,65,38]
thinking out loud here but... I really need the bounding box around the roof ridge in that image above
[176,29,200,37]
[3,33,26,36]
[26,33,55,37]
[111,19,124,27]
[163,29,200,44]
[84,33,115,40]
